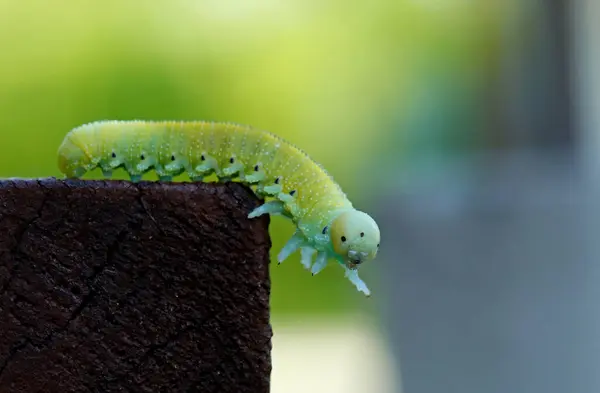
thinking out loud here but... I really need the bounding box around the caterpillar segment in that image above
[57,120,381,296]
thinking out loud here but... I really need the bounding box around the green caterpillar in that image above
[57,120,381,296]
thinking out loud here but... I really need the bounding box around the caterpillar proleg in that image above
[57,120,381,296]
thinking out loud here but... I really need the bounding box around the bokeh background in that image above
[1,1,599,392]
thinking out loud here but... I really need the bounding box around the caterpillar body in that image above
[57,120,381,296]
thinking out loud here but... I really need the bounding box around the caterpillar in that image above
[57,120,381,296]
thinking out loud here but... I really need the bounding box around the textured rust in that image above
[0,178,272,393]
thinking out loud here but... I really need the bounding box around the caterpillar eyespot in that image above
[57,120,381,297]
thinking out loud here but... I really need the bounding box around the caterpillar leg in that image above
[101,169,113,178]
[263,183,282,196]
[310,251,328,275]
[277,230,305,264]
[222,162,245,178]
[300,247,316,270]
[278,192,294,203]
[130,174,142,183]
[248,200,285,218]
[245,172,266,184]
[254,185,270,200]
[159,176,173,182]
[164,161,186,177]
[277,193,301,217]
[343,266,371,297]
[194,154,219,177]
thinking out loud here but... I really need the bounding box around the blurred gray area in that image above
[375,0,600,392]
[377,151,600,393]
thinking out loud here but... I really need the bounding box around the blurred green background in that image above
[0,0,508,317]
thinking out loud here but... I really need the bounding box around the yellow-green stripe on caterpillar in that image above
[57,120,381,296]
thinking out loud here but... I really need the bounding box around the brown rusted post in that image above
[0,178,272,393]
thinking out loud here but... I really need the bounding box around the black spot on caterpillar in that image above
[57,120,381,296]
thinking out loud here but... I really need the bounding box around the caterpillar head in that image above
[330,210,380,269]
